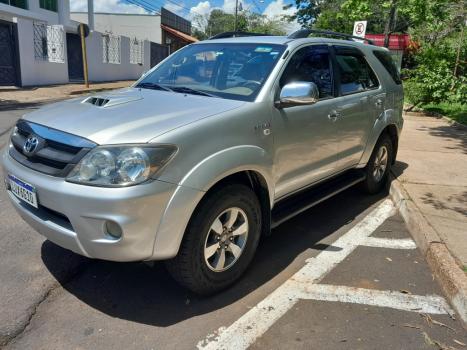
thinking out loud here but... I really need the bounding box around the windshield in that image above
[137,43,286,102]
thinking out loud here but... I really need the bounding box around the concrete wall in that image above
[16,17,69,86]
[71,13,162,44]
[85,31,151,82]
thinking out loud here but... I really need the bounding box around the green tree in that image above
[192,9,286,39]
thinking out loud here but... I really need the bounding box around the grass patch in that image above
[421,102,467,125]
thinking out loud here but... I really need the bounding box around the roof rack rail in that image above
[287,29,375,45]
[209,31,271,39]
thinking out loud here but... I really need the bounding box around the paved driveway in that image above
[0,107,465,349]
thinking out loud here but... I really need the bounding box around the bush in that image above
[403,30,466,107]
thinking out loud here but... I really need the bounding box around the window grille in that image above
[102,34,121,64]
[33,23,65,63]
[130,38,144,65]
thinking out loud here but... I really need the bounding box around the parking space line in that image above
[296,284,453,315]
[361,237,417,249]
[198,200,397,350]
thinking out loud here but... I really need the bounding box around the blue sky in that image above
[70,0,299,31]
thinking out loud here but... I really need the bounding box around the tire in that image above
[165,184,262,295]
[362,133,393,194]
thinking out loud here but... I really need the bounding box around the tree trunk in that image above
[384,0,398,48]
[451,4,465,90]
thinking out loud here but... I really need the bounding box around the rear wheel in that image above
[166,184,261,295]
[362,134,393,194]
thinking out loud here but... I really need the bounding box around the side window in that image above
[373,50,402,84]
[280,45,333,99]
[335,47,379,95]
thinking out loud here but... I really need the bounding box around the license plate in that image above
[8,174,38,208]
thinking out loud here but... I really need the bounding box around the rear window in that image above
[373,50,402,85]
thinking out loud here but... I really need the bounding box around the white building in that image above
[71,8,198,61]
[71,12,163,44]
[0,0,160,87]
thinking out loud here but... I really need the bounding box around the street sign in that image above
[353,21,367,41]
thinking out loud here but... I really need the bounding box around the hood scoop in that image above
[85,96,110,107]
[82,89,143,108]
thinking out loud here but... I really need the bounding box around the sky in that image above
[69,0,300,32]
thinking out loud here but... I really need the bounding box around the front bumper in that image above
[2,147,183,261]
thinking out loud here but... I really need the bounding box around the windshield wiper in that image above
[169,86,215,97]
[136,82,172,92]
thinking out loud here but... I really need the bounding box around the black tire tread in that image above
[166,184,261,295]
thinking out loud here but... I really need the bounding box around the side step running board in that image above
[271,170,366,228]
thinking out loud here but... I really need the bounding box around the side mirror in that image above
[275,81,320,109]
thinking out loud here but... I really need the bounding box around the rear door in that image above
[331,45,383,170]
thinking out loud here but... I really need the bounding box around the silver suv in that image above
[2,30,403,294]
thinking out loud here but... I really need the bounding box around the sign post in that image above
[79,23,90,88]
[353,21,367,42]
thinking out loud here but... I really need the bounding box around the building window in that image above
[39,0,57,12]
[0,0,28,9]
[33,22,65,63]
[103,34,121,64]
[130,38,144,65]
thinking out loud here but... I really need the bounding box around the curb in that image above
[68,87,112,96]
[389,174,467,326]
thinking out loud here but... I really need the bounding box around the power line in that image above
[125,0,159,13]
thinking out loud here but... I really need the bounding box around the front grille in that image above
[9,120,97,177]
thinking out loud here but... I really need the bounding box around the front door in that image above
[0,21,19,86]
[66,33,84,81]
[272,44,339,199]
[332,45,382,170]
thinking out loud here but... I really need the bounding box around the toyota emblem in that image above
[23,136,40,156]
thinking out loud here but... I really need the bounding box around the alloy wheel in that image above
[204,207,249,272]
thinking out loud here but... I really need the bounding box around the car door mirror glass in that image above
[276,81,320,108]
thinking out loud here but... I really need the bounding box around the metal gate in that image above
[150,42,169,68]
[0,21,19,86]
[66,33,84,81]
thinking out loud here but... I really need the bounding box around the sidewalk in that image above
[0,80,135,106]
[393,112,467,269]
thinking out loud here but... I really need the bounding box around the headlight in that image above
[66,144,177,187]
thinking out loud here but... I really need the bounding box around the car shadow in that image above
[41,186,386,327]
[391,160,409,179]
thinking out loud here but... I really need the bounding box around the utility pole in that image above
[234,0,239,32]
[87,0,95,31]
[384,0,397,48]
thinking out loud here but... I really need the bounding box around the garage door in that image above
[0,22,19,86]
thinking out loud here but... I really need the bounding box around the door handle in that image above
[328,110,341,121]
[375,99,383,107]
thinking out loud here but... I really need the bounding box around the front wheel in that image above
[165,184,262,295]
[362,134,393,194]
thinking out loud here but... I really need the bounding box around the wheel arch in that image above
[360,118,401,167]
[151,146,274,260]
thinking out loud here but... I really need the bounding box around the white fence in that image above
[85,31,151,82]
[15,17,152,86]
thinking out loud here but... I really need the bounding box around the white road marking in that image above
[296,284,453,315]
[361,237,417,249]
[198,199,453,350]
[198,200,396,350]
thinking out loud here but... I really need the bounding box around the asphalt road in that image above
[0,106,466,349]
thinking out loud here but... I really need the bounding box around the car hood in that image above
[22,88,245,145]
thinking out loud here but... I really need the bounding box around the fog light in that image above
[105,221,122,239]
